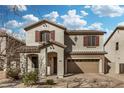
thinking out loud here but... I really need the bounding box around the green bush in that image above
[46,79,54,85]
[6,68,20,80]
[22,71,38,86]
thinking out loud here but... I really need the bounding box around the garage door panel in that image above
[67,59,99,73]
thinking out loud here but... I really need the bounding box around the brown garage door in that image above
[67,59,99,73]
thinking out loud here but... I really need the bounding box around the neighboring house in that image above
[104,26,124,74]
[18,20,106,79]
[0,30,25,72]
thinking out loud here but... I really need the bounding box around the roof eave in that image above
[24,19,66,31]
[104,26,124,46]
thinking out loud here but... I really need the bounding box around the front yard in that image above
[0,73,124,88]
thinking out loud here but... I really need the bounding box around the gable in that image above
[104,26,124,46]
[24,19,66,31]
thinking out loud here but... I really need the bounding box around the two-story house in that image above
[18,20,106,79]
[104,26,124,74]
[0,30,25,79]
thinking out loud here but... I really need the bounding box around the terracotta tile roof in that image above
[68,51,107,55]
[17,41,66,53]
[66,30,106,35]
[17,46,40,53]
[48,40,66,48]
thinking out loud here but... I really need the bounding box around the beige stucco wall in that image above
[23,22,65,78]
[65,34,104,52]
[26,23,65,46]
[105,29,124,74]
[40,45,64,78]
[20,45,64,79]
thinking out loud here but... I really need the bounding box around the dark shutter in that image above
[84,36,88,46]
[95,36,99,46]
[50,31,55,41]
[35,31,41,42]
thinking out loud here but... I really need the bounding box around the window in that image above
[84,35,99,47]
[74,36,78,42]
[116,42,119,50]
[41,32,50,42]
[35,30,55,42]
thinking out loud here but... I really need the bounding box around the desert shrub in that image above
[22,71,38,86]
[6,68,20,80]
[46,79,54,85]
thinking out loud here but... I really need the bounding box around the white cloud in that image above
[0,27,13,34]
[117,22,124,26]
[5,20,23,29]
[43,11,59,22]
[8,5,27,11]
[104,28,113,41]
[4,14,39,41]
[80,11,88,17]
[15,29,26,41]
[61,9,87,30]
[5,14,39,29]
[88,22,103,30]
[22,14,39,22]
[91,5,124,17]
[84,5,91,9]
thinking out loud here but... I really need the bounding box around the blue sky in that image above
[0,5,124,40]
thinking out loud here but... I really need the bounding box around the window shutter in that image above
[35,31,41,42]
[50,31,55,41]
[95,36,99,46]
[84,36,88,46]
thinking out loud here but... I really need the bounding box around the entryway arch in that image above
[27,54,39,72]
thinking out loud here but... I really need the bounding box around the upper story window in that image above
[84,35,99,47]
[35,30,55,42]
[41,32,50,42]
[115,42,119,50]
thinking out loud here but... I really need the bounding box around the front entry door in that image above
[53,57,57,74]
[32,57,38,72]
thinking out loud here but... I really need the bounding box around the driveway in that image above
[0,73,124,88]
[107,74,124,82]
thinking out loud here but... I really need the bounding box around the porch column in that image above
[20,53,27,74]
[57,49,64,78]
[27,56,32,72]
[99,56,105,74]
[38,48,47,79]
